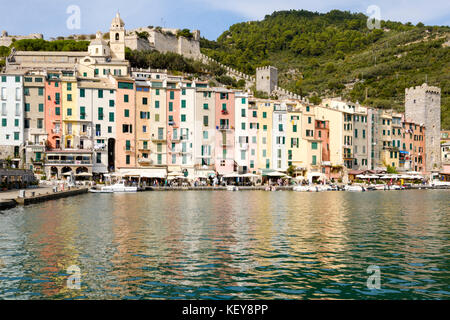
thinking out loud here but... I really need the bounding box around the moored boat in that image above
[101,180,138,193]
[345,185,365,192]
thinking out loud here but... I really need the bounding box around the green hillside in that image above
[200,10,450,129]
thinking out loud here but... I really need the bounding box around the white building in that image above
[0,73,24,166]
[78,79,116,174]
[272,103,288,171]
[234,92,250,173]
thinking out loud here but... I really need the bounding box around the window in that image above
[181,100,186,108]
[25,103,30,112]
[118,82,133,90]
[55,107,60,116]
[80,106,86,120]
[169,102,173,111]
[203,131,208,139]
[203,116,208,127]
[181,114,186,122]
[124,109,129,117]
[67,108,72,116]
[170,91,174,100]
[14,132,19,140]
[126,155,130,165]
[67,83,72,91]
[312,142,318,150]
[143,97,148,105]
[263,112,267,118]
[109,100,115,107]
[98,90,103,98]
[38,88,44,96]
[241,109,246,117]
[38,104,44,112]
[156,89,160,96]
[1,118,6,127]
[308,117,311,124]
[98,107,104,120]
[312,155,317,165]
[15,76,20,83]
[124,95,129,103]
[80,88,85,97]
[126,140,131,151]
[67,94,72,101]
[203,103,208,110]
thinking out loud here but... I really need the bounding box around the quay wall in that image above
[15,187,88,205]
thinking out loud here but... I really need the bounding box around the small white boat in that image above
[227,186,239,191]
[293,186,309,192]
[88,189,113,193]
[317,185,332,192]
[101,180,138,193]
[374,184,387,190]
[346,185,365,192]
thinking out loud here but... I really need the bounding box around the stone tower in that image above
[256,66,278,95]
[109,12,126,61]
[405,83,441,172]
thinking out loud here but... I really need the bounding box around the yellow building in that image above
[286,108,305,175]
[255,99,274,171]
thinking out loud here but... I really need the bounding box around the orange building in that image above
[401,116,426,173]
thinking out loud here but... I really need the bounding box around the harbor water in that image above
[0,190,448,299]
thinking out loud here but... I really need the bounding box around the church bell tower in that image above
[109,12,125,61]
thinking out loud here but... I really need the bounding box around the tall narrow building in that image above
[405,83,441,173]
[109,12,126,61]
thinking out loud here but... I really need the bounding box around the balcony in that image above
[138,158,153,165]
[343,153,354,159]
[123,146,135,152]
[220,140,234,147]
[194,164,215,170]
[239,143,249,150]
[221,109,229,115]
[151,136,166,142]
[217,125,230,131]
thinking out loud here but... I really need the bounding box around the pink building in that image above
[44,73,62,149]
[314,120,336,180]
[114,77,136,169]
[215,89,235,175]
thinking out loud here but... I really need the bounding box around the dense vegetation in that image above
[201,10,450,129]
[9,39,90,52]
[125,48,246,88]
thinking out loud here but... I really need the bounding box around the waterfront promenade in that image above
[0,186,88,210]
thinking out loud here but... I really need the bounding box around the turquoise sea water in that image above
[0,190,448,299]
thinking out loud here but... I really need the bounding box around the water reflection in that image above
[0,190,449,299]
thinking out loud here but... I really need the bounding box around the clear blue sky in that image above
[0,0,449,40]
